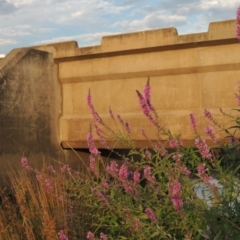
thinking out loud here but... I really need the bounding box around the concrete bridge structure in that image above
[0,19,239,174]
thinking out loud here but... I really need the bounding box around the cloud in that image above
[112,11,187,31]
[6,0,34,7]
[0,38,17,46]
[0,54,5,58]
[35,31,119,47]
[0,0,16,14]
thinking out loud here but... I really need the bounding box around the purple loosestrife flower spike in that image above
[21,157,32,170]
[100,232,108,240]
[86,231,95,240]
[45,178,53,194]
[136,90,150,116]
[144,77,151,102]
[125,121,131,134]
[189,113,197,134]
[87,89,103,123]
[169,138,182,149]
[87,131,100,156]
[106,160,119,178]
[144,166,156,187]
[205,125,218,143]
[145,207,157,223]
[119,164,128,182]
[204,109,218,126]
[168,179,183,211]
[236,7,240,40]
[109,107,115,119]
[195,137,212,160]
[117,114,124,125]
[133,170,140,185]
[197,164,212,184]
[58,230,68,240]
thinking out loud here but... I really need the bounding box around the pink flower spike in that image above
[21,157,32,170]
[109,107,115,119]
[45,178,53,194]
[117,114,124,125]
[48,165,56,174]
[168,179,183,211]
[119,164,128,182]
[133,170,140,185]
[136,90,150,116]
[236,7,240,40]
[87,132,100,156]
[60,164,71,173]
[58,230,68,240]
[195,137,212,160]
[144,166,156,187]
[189,113,197,133]
[197,163,212,184]
[106,161,119,178]
[144,78,151,103]
[86,231,95,240]
[145,207,157,223]
[169,139,182,149]
[205,125,218,143]
[100,232,108,240]
[125,121,131,134]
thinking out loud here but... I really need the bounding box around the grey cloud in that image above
[0,0,16,14]
[120,0,144,6]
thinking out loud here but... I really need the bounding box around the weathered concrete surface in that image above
[3,19,240,154]
[0,48,64,176]
[51,19,238,149]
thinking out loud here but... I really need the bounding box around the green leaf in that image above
[149,231,161,238]
[213,230,222,240]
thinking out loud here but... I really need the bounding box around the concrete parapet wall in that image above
[3,19,240,152]
[55,20,239,148]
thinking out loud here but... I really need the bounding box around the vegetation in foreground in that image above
[0,8,240,240]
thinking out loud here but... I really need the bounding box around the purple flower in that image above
[106,161,119,178]
[89,155,97,176]
[204,109,218,125]
[205,125,218,143]
[236,7,240,40]
[144,166,155,187]
[100,232,108,240]
[48,165,56,174]
[197,164,212,184]
[109,107,115,119]
[86,231,95,240]
[60,164,71,173]
[195,137,212,160]
[168,179,183,211]
[145,207,157,223]
[144,78,151,102]
[45,178,53,194]
[58,230,68,240]
[87,132,100,156]
[189,113,197,133]
[169,139,182,149]
[21,157,32,170]
[133,170,140,185]
[117,114,124,125]
[125,121,131,134]
[87,90,102,123]
[119,164,128,182]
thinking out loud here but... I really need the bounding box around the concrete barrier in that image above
[0,19,239,171]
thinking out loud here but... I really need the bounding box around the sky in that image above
[0,0,239,57]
